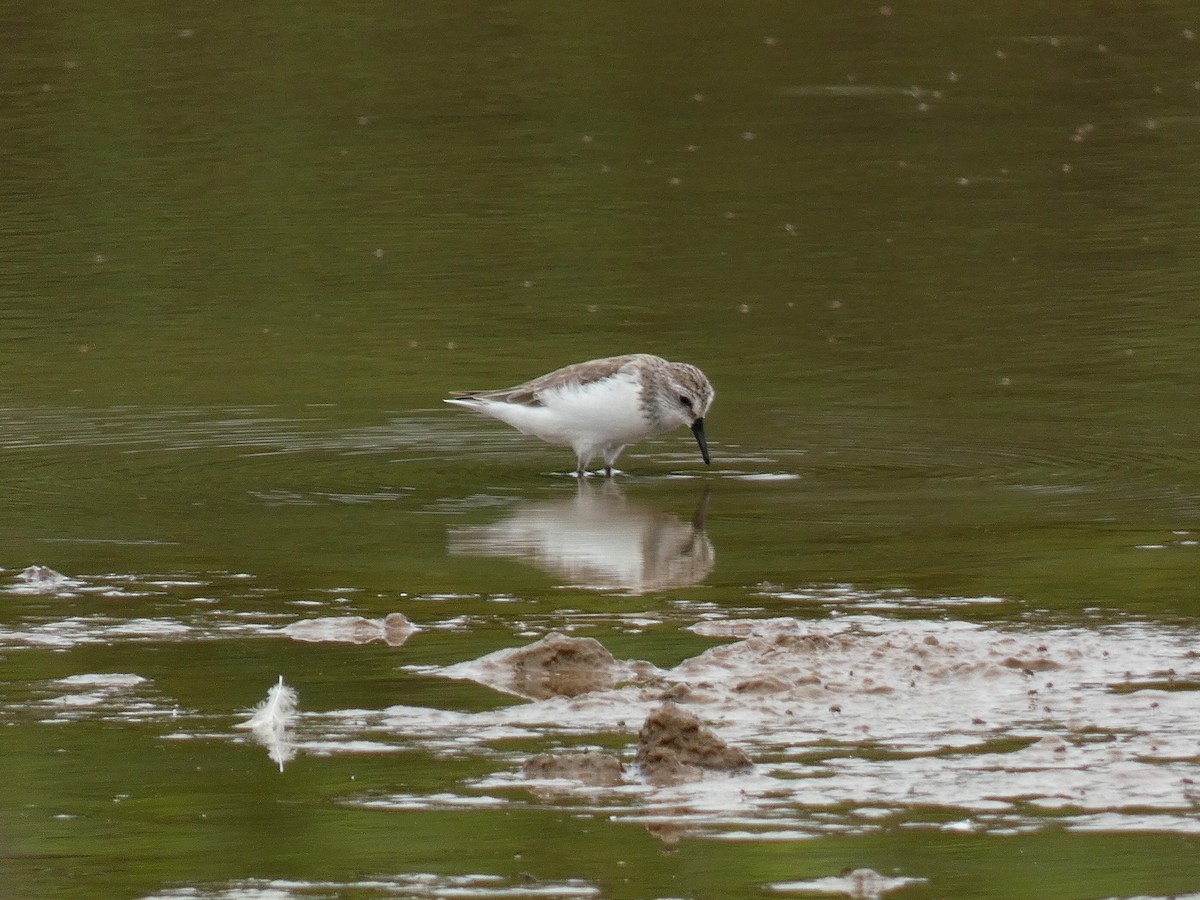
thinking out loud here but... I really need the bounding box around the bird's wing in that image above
[448,355,642,406]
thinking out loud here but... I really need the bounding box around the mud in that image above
[441,631,651,700]
[522,750,626,787]
[636,702,752,784]
[325,612,1200,839]
[77,592,1193,842]
[6,565,84,595]
[283,613,415,646]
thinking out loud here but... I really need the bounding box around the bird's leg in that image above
[601,446,623,478]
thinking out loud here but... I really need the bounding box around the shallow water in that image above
[4,2,1200,898]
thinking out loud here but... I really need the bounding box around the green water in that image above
[3,2,1200,897]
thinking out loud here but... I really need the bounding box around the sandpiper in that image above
[445,353,714,476]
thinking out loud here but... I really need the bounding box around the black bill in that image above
[690,418,711,465]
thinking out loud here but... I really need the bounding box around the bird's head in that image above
[664,363,715,465]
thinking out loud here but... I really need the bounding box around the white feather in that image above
[239,675,298,732]
[237,676,299,771]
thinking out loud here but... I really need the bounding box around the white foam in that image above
[729,473,801,481]
[306,613,1200,838]
[54,673,148,687]
[141,874,600,899]
[767,868,926,896]
[6,565,84,595]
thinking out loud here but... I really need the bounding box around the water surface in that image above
[3,2,1200,898]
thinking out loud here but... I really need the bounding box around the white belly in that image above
[479,372,656,453]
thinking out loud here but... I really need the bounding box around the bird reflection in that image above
[448,482,714,594]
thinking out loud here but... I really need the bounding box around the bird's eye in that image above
[679,395,693,408]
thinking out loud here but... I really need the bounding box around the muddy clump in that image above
[733,674,793,695]
[999,655,1060,673]
[7,565,81,595]
[284,612,416,646]
[439,632,655,700]
[483,632,626,700]
[522,750,626,787]
[636,702,752,784]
